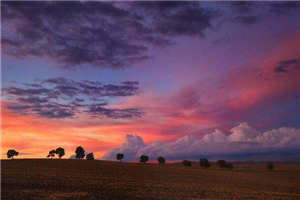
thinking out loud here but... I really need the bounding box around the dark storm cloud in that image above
[2,1,299,68]
[230,1,300,15]
[274,59,299,73]
[154,7,212,37]
[6,102,76,118]
[131,1,215,37]
[122,81,139,85]
[268,1,300,14]
[4,86,59,99]
[3,78,143,119]
[234,16,259,25]
[229,1,300,25]
[88,105,143,119]
[131,1,194,11]
[1,1,216,68]
[2,1,150,68]
[42,77,139,97]
[230,1,255,14]
[18,96,49,104]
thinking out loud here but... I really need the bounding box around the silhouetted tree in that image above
[157,156,166,164]
[140,155,149,163]
[55,147,65,159]
[217,160,233,169]
[267,162,274,171]
[47,149,56,159]
[7,149,19,159]
[200,158,210,168]
[182,160,192,167]
[86,153,94,160]
[75,146,85,159]
[226,163,234,169]
[116,153,124,162]
[217,160,227,168]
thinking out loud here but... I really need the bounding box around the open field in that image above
[2,159,300,200]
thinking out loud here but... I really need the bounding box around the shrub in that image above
[267,162,274,171]
[116,153,124,161]
[182,160,192,167]
[7,149,19,159]
[200,158,210,168]
[86,153,95,160]
[75,146,85,159]
[157,156,166,164]
[140,155,149,163]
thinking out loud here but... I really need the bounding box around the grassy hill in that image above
[2,159,300,200]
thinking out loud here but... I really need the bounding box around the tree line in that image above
[47,146,94,160]
[6,148,275,170]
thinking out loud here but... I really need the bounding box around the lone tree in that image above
[75,146,85,159]
[200,158,210,168]
[267,162,274,171]
[116,153,124,162]
[47,149,56,159]
[217,160,233,169]
[157,156,166,164]
[140,155,149,164]
[226,162,234,170]
[7,149,19,159]
[182,160,192,167]
[55,147,65,159]
[86,153,94,160]
[216,160,227,168]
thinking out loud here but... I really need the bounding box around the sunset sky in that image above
[2,1,300,161]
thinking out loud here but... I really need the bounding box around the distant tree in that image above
[217,160,227,168]
[267,162,274,171]
[75,146,85,159]
[86,153,94,160]
[217,160,233,169]
[47,149,56,159]
[7,149,19,159]
[200,158,210,168]
[182,160,192,167]
[55,147,65,159]
[140,155,149,164]
[157,156,166,164]
[226,163,234,170]
[116,153,124,162]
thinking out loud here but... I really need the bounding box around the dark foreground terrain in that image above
[2,159,300,200]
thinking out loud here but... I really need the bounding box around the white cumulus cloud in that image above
[102,135,145,160]
[102,123,300,161]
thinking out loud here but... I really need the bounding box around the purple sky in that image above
[2,1,300,160]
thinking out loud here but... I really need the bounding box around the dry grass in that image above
[2,159,300,200]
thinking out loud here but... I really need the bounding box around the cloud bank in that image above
[102,123,300,161]
[3,78,143,119]
[3,1,298,69]
[1,1,215,68]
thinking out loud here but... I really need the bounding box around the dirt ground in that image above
[2,159,300,200]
